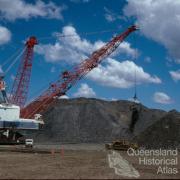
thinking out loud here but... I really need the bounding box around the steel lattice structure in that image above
[10,37,38,108]
[21,25,137,118]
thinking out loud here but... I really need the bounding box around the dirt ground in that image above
[0,145,179,179]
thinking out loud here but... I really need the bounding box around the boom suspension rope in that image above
[21,25,137,118]
[10,37,38,108]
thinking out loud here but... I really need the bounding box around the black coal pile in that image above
[134,110,180,149]
[31,98,173,145]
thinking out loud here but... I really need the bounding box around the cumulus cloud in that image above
[0,0,66,21]
[35,25,136,64]
[0,25,11,45]
[153,92,173,104]
[87,58,161,88]
[73,83,96,98]
[124,0,180,63]
[114,41,137,58]
[169,70,180,82]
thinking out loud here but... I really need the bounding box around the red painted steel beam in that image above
[21,25,137,118]
[10,36,38,108]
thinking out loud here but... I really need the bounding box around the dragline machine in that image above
[21,25,137,119]
[0,74,44,144]
[0,37,43,144]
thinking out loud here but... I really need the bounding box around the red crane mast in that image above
[21,25,137,119]
[10,37,38,108]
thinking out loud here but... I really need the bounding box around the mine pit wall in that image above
[26,98,179,149]
[24,98,180,148]
[134,110,180,149]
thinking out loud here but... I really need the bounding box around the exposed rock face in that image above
[134,110,180,149]
[31,98,178,147]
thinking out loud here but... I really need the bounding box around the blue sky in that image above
[0,0,179,111]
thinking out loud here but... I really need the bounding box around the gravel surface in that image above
[0,148,179,179]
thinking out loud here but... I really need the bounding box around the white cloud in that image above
[35,25,136,64]
[87,58,161,88]
[104,7,126,22]
[0,0,66,21]
[73,83,96,98]
[0,25,11,45]
[104,7,116,22]
[124,0,180,63]
[113,41,137,58]
[111,98,118,101]
[58,95,69,99]
[153,92,173,104]
[169,70,180,82]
